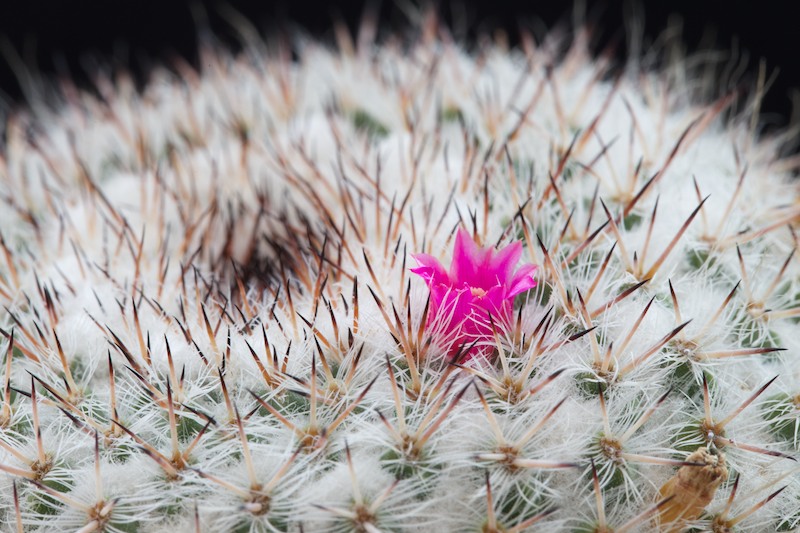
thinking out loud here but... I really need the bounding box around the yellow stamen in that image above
[471,287,487,298]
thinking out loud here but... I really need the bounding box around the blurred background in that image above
[0,0,797,132]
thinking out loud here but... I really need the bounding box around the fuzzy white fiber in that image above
[1,9,799,533]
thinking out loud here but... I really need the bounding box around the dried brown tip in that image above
[657,446,728,531]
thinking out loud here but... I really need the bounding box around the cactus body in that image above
[1,12,799,533]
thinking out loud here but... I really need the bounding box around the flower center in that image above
[470,287,487,298]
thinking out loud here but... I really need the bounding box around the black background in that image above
[0,1,797,131]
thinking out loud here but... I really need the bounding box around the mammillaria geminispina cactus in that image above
[0,7,799,533]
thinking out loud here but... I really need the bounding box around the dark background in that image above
[0,1,796,131]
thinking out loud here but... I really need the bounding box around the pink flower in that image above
[411,229,537,362]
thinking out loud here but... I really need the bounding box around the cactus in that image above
[1,9,799,533]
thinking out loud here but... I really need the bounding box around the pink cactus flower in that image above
[411,229,537,362]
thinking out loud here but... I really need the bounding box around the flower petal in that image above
[474,285,506,313]
[489,241,523,282]
[410,253,449,286]
[450,228,486,285]
[507,264,538,298]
